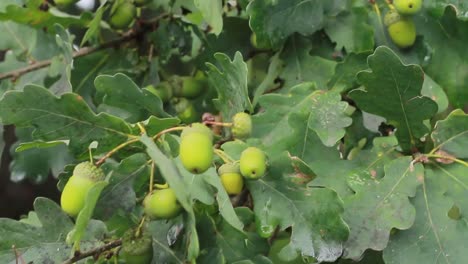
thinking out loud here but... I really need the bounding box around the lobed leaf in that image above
[0,85,133,156]
[349,47,438,152]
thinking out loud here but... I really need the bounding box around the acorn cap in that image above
[121,228,153,256]
[218,163,240,176]
[173,97,192,113]
[232,112,252,139]
[168,75,183,95]
[73,161,104,181]
[181,122,213,141]
[384,10,402,27]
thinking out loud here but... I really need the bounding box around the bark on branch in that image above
[62,239,122,264]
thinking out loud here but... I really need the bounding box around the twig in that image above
[149,161,155,193]
[0,13,170,81]
[62,239,122,264]
[426,154,468,167]
[12,245,25,264]
[95,137,139,166]
[203,121,233,127]
[214,149,235,163]
[0,31,137,81]
[152,126,185,141]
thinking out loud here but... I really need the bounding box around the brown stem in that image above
[95,138,139,166]
[152,126,185,141]
[203,121,233,127]
[231,188,249,207]
[0,14,170,81]
[0,32,136,81]
[62,239,122,264]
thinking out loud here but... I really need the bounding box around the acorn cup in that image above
[218,163,244,195]
[120,229,154,264]
[60,162,105,217]
[384,10,416,49]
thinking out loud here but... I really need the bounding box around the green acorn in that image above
[239,147,267,180]
[218,163,244,195]
[384,10,416,49]
[60,162,104,217]
[394,0,423,15]
[143,188,182,219]
[169,75,206,99]
[173,98,198,124]
[109,1,136,30]
[146,82,173,103]
[179,123,213,174]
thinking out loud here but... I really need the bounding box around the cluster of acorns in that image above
[146,72,208,124]
[59,112,265,262]
[178,112,267,195]
[54,0,150,30]
[60,112,266,220]
[385,0,423,48]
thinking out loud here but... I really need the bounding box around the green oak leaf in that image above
[139,135,200,260]
[147,219,186,263]
[68,180,109,250]
[71,49,141,104]
[0,85,133,156]
[201,169,244,232]
[144,116,180,136]
[426,163,468,221]
[0,21,38,58]
[311,135,400,200]
[81,4,106,46]
[247,0,345,49]
[343,157,424,260]
[423,0,468,15]
[421,74,448,114]
[252,52,283,107]
[342,111,378,158]
[206,52,253,119]
[170,155,244,232]
[194,0,223,35]
[47,24,73,95]
[195,17,254,71]
[221,141,348,262]
[324,7,374,53]
[349,46,438,152]
[384,163,468,263]
[0,198,102,263]
[328,52,370,92]
[418,6,468,108]
[197,212,269,263]
[95,154,149,219]
[279,35,336,90]
[346,136,401,189]
[308,91,352,146]
[247,152,349,262]
[150,19,193,63]
[95,73,169,123]
[10,127,73,183]
[431,109,468,159]
[0,5,87,32]
[252,83,316,151]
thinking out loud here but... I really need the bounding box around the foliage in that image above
[0,0,467,263]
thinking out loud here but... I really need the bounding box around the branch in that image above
[62,239,122,264]
[0,31,137,81]
[0,13,170,81]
